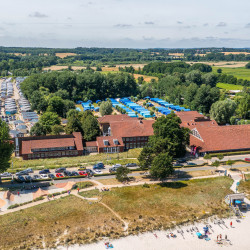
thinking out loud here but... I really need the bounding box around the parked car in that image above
[55,168,66,173]
[109,165,122,173]
[56,173,64,178]
[93,162,105,170]
[176,159,186,163]
[78,166,86,171]
[33,175,41,180]
[112,164,122,168]
[78,171,88,177]
[39,169,50,174]
[71,171,80,176]
[245,158,250,162]
[85,169,94,176]
[24,175,33,182]
[186,162,197,166]
[16,170,28,176]
[125,163,137,168]
[48,174,55,179]
[64,170,73,176]
[16,175,26,182]
[40,174,49,179]
[93,170,103,175]
[174,163,183,167]
[0,172,12,177]
[25,168,34,173]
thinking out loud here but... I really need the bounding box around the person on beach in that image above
[17,191,20,196]
[220,234,222,240]
[230,221,232,227]
[225,235,227,240]
[153,233,158,238]
[217,235,219,241]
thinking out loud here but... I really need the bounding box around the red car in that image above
[56,173,64,178]
[78,171,88,177]
[245,158,250,162]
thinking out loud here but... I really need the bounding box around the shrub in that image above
[142,183,150,188]
[8,204,20,209]
[33,196,45,202]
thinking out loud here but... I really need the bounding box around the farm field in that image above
[216,82,244,90]
[189,61,247,68]
[55,53,77,58]
[213,67,250,81]
[43,65,85,71]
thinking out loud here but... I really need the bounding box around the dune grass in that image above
[0,195,124,250]
[100,177,233,233]
[238,174,250,198]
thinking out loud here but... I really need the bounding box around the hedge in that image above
[210,151,250,157]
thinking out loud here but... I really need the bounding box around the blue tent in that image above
[96,100,101,103]
[76,107,81,112]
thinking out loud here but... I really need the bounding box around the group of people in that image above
[104,242,113,249]
[101,187,110,192]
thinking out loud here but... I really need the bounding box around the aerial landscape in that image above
[0,0,250,250]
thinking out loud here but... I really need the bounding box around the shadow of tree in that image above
[158,181,187,189]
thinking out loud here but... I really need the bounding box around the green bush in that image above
[8,204,20,209]
[33,196,45,202]
[142,183,150,188]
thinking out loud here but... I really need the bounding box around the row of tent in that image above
[80,100,99,112]
[4,98,17,115]
[1,78,13,99]
[119,98,154,118]
[109,98,137,117]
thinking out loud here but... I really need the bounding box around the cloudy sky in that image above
[0,0,250,48]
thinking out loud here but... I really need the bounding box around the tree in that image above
[226,160,235,169]
[150,110,154,117]
[217,68,222,74]
[81,113,100,141]
[40,112,61,134]
[236,93,250,119]
[186,70,202,85]
[212,160,220,167]
[0,120,14,175]
[47,96,65,117]
[51,125,64,135]
[210,99,237,125]
[245,62,250,69]
[150,153,174,179]
[202,73,217,87]
[217,154,224,161]
[100,100,113,116]
[65,109,83,134]
[115,167,130,182]
[138,112,190,170]
[30,122,47,136]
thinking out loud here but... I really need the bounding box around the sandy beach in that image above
[58,213,250,250]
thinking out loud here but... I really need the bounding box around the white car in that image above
[93,170,103,175]
[40,174,49,179]
[0,172,12,177]
[25,168,34,173]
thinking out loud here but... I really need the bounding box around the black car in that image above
[48,174,55,179]
[71,171,80,176]
[16,175,26,182]
[55,167,66,173]
[25,175,33,182]
[63,170,73,176]
[176,159,186,164]
[39,169,50,174]
[85,169,94,176]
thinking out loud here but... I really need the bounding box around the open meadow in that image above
[213,67,250,81]
[216,82,244,90]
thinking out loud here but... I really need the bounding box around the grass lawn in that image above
[216,82,244,90]
[213,67,250,81]
[0,195,124,250]
[10,148,142,171]
[238,174,250,198]
[82,177,233,234]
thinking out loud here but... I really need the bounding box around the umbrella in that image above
[196,232,202,237]
[235,200,242,204]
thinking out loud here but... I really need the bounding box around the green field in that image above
[213,67,250,81]
[216,82,244,90]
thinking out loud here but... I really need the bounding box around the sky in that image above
[0,0,250,48]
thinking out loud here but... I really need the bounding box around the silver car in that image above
[0,172,12,177]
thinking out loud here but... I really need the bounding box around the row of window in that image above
[125,142,147,149]
[31,146,76,152]
[103,147,120,153]
[123,137,148,142]
[27,150,78,159]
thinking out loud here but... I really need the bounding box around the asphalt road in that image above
[2,163,250,190]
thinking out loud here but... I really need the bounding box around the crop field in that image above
[213,67,250,80]
[55,53,77,58]
[216,82,244,90]
[189,61,247,68]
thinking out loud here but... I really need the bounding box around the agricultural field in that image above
[213,67,250,81]
[189,61,247,68]
[55,53,77,58]
[216,82,244,90]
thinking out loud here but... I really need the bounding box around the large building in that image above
[85,115,155,153]
[16,132,83,160]
[176,111,250,155]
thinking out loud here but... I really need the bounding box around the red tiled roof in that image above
[176,111,205,122]
[98,114,136,124]
[110,119,155,138]
[21,132,83,154]
[190,125,250,153]
[85,141,97,147]
[96,136,124,148]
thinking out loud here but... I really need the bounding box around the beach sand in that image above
[58,213,250,250]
